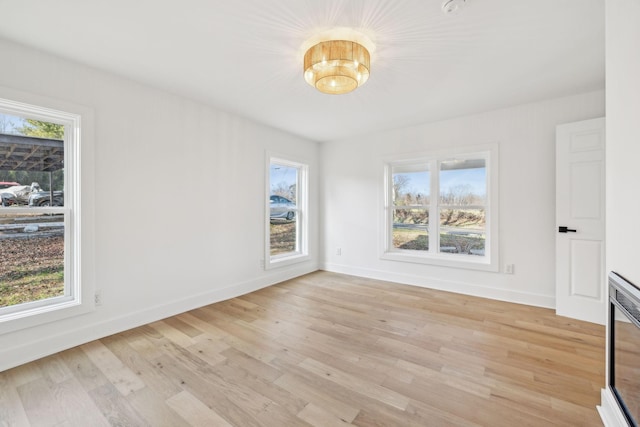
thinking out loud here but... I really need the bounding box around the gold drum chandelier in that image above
[303,40,371,95]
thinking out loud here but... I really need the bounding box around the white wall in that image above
[321,91,604,307]
[605,0,640,284]
[0,38,319,371]
[599,0,640,425]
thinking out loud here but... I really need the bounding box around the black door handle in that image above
[558,226,577,233]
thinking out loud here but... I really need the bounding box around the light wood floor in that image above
[0,271,605,426]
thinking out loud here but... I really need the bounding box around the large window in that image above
[266,156,308,268]
[0,95,87,331]
[383,146,498,271]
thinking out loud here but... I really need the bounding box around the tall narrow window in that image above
[383,147,498,271]
[0,96,85,330]
[266,157,308,268]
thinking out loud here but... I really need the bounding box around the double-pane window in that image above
[386,148,496,270]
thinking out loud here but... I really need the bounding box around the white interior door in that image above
[556,117,606,325]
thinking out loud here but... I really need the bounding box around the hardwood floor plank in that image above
[0,271,605,426]
[351,405,431,427]
[273,373,360,423]
[163,316,205,339]
[274,325,413,386]
[87,383,150,427]
[297,402,355,426]
[0,372,30,427]
[125,331,169,361]
[123,387,190,427]
[176,311,230,340]
[220,327,279,364]
[298,357,410,411]
[186,338,228,367]
[404,401,485,427]
[395,358,492,399]
[219,346,283,383]
[153,354,264,427]
[80,340,146,397]
[237,291,314,326]
[58,346,110,392]
[148,319,198,348]
[5,361,43,388]
[166,390,233,426]
[16,378,69,427]
[211,354,307,416]
[50,378,111,427]
[101,334,184,401]
[487,380,593,426]
[550,396,604,426]
[36,354,73,385]
[440,345,535,383]
[389,374,556,427]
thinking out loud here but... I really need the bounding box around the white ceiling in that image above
[0,0,604,142]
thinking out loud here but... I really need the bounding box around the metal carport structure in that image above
[0,133,64,205]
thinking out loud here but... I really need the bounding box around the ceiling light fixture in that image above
[303,39,370,95]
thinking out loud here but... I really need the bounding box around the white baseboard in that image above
[598,388,630,427]
[0,263,317,372]
[321,262,555,308]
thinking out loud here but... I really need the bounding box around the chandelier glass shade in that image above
[303,40,370,95]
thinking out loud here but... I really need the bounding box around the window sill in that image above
[266,253,311,270]
[0,296,95,335]
[381,250,498,272]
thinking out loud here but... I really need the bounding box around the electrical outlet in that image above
[336,247,342,256]
[94,289,103,306]
[505,264,515,274]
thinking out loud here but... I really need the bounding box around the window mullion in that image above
[429,159,438,254]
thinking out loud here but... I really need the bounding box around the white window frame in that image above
[381,144,499,272]
[265,155,309,269]
[0,91,94,334]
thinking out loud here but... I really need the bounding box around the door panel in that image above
[569,239,602,299]
[556,117,606,324]
[570,161,603,219]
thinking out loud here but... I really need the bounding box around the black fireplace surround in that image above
[609,271,640,427]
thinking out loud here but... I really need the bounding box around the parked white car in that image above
[270,195,296,220]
